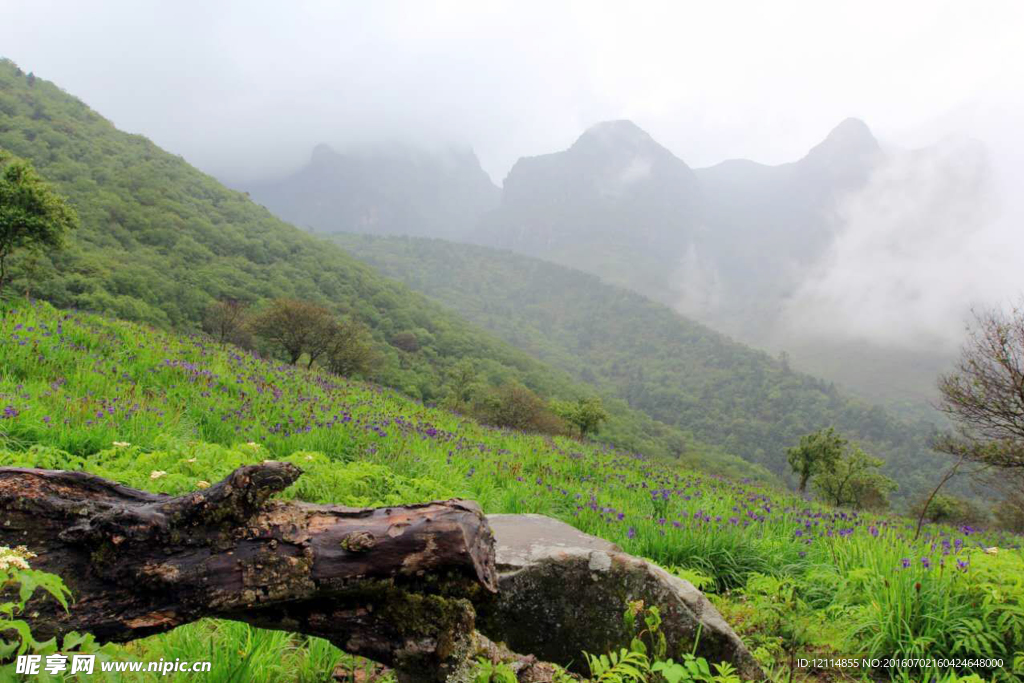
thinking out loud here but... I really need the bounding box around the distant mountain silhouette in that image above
[246,142,500,239]
[469,118,988,412]
[474,119,703,295]
[684,117,884,337]
[471,118,885,332]
[243,118,986,412]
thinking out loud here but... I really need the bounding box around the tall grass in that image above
[1,299,1021,680]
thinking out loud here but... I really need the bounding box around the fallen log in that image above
[0,462,498,682]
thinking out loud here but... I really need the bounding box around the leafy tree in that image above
[202,299,252,346]
[474,382,566,436]
[325,319,380,378]
[441,359,482,411]
[813,447,897,510]
[787,428,845,493]
[0,150,78,296]
[552,397,609,438]
[993,496,1024,533]
[912,493,987,526]
[250,298,337,367]
[390,331,420,353]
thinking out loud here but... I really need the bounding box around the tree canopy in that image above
[0,150,78,295]
[787,427,846,493]
[812,446,897,510]
[334,232,960,504]
[552,397,609,438]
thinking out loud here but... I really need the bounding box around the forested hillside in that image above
[0,59,962,500]
[0,60,770,474]
[250,117,970,416]
[468,118,971,416]
[335,232,954,503]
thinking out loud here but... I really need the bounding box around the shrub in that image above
[0,151,78,297]
[201,298,253,348]
[813,447,897,510]
[389,331,420,353]
[325,320,381,378]
[993,497,1024,533]
[551,397,609,438]
[250,298,338,367]
[473,383,566,436]
[913,494,989,527]
[0,546,114,677]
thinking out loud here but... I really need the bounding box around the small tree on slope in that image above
[250,298,338,367]
[786,427,846,493]
[0,151,78,297]
[552,396,609,438]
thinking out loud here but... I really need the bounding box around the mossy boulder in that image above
[476,514,763,680]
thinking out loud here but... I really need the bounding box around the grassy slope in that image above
[1,300,1021,681]
[0,59,768,474]
[0,58,542,400]
[330,233,955,504]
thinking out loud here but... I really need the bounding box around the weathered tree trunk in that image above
[0,463,498,682]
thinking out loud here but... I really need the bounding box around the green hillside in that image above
[0,59,771,474]
[332,232,954,503]
[1,300,1020,681]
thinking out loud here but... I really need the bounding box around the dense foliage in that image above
[0,150,78,295]
[0,59,532,397]
[0,300,1020,681]
[0,60,768,477]
[333,233,957,505]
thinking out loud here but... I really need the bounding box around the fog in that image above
[779,134,1016,352]
[3,1,1021,181]
[2,0,1023,354]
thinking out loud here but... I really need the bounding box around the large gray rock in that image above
[477,514,763,681]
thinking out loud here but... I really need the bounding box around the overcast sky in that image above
[2,0,1022,184]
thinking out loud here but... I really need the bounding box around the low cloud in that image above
[617,155,653,186]
[778,136,1020,352]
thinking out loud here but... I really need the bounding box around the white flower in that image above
[0,545,36,571]
[246,442,260,449]
[112,441,131,448]
[184,458,197,463]
[149,470,167,480]
[985,546,999,555]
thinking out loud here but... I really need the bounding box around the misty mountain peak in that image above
[580,119,653,145]
[810,117,880,158]
[310,143,339,165]
[573,119,680,161]
[795,117,883,187]
[251,140,499,239]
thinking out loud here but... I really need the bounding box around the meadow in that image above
[1,299,1022,682]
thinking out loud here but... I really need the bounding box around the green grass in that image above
[1,299,1021,681]
[330,229,958,507]
[0,58,770,477]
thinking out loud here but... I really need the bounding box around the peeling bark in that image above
[0,463,497,682]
